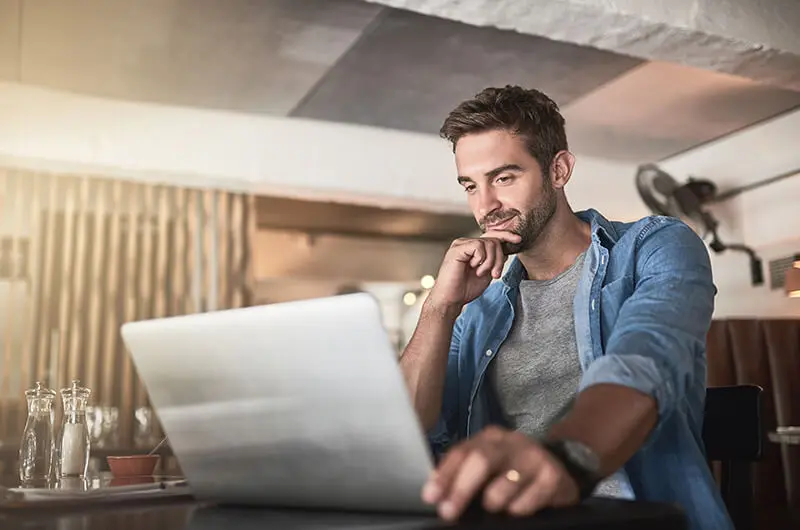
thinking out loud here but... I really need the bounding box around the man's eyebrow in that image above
[485,164,524,178]
[457,164,523,184]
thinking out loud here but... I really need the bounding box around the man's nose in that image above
[476,190,502,220]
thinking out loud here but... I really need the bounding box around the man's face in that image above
[455,129,556,254]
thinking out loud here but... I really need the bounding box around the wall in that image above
[659,107,800,318]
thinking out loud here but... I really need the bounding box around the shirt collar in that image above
[501,209,619,288]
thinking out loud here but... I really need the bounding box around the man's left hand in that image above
[421,426,581,521]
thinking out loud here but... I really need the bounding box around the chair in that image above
[702,385,764,530]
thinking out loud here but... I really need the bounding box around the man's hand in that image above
[421,427,580,521]
[427,231,522,311]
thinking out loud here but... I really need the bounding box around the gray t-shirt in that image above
[488,251,624,497]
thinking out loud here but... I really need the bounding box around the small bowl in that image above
[107,454,160,478]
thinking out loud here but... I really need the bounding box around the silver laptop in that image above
[120,293,436,515]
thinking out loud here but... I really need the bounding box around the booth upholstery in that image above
[707,319,800,529]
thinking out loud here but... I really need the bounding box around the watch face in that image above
[562,440,601,474]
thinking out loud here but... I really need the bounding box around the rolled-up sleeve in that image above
[579,220,716,433]
[427,314,463,462]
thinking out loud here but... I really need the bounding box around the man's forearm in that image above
[400,300,461,431]
[546,384,658,477]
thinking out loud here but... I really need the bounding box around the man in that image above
[399,86,732,530]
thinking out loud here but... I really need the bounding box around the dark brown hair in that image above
[439,85,568,172]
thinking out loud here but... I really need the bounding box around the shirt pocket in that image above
[600,275,634,341]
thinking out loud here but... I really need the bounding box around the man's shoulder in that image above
[603,214,712,281]
[595,211,701,249]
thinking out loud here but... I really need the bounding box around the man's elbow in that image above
[580,351,688,425]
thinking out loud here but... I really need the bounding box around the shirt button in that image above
[601,255,606,265]
[485,349,493,357]
[591,299,596,311]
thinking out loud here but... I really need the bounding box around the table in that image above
[0,476,687,530]
[1,499,688,530]
[768,428,800,445]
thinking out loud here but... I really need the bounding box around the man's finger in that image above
[491,242,506,279]
[422,445,470,504]
[439,449,499,521]
[475,241,498,277]
[482,470,529,513]
[480,230,522,244]
[507,462,561,516]
[467,242,487,269]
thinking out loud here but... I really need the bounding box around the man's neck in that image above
[516,208,591,281]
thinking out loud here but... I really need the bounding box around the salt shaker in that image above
[18,381,57,485]
[55,380,92,478]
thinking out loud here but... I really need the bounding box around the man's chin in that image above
[501,240,525,256]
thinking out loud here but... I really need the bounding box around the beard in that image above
[479,182,557,255]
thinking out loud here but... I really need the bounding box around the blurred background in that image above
[0,0,798,526]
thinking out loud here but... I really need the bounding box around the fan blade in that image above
[653,173,678,195]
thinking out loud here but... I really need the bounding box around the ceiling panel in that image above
[291,9,643,132]
[561,61,800,162]
[0,0,20,81]
[20,0,383,114]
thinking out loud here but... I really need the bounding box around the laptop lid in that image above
[120,293,435,514]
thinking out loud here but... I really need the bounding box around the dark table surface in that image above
[0,495,688,529]
[0,498,689,530]
[0,474,687,530]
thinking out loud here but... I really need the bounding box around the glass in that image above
[18,381,57,485]
[55,380,92,478]
[58,476,89,491]
[86,405,119,448]
[134,407,160,448]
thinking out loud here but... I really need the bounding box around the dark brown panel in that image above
[763,320,800,514]
[254,195,476,242]
[726,320,788,512]
[707,321,736,386]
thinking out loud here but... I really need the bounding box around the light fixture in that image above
[420,275,435,290]
[403,292,418,306]
[786,255,800,298]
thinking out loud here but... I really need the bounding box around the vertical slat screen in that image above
[0,170,254,447]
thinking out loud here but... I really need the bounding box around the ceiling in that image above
[1,0,798,165]
[1,0,799,246]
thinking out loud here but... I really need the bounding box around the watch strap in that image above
[543,439,602,501]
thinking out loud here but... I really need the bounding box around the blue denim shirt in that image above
[427,209,733,530]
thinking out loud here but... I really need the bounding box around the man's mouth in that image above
[485,217,517,231]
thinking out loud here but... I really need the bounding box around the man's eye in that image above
[464,185,476,193]
[496,175,512,183]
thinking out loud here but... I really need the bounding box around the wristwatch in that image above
[543,439,603,501]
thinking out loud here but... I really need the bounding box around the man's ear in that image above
[550,150,576,190]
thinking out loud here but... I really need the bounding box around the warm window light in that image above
[787,256,800,298]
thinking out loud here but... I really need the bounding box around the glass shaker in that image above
[19,381,57,485]
[55,380,92,478]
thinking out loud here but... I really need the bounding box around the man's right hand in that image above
[426,231,522,311]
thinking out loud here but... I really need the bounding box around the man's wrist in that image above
[542,439,603,501]
[421,297,463,321]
